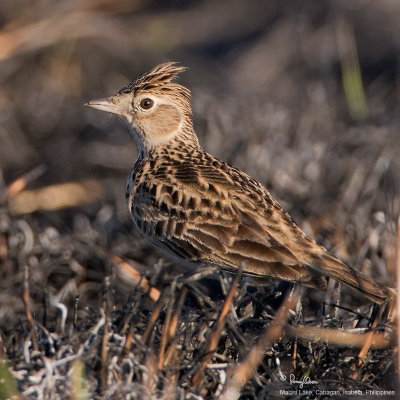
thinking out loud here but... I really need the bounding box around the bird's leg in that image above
[184,264,219,282]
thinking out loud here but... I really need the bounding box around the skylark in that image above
[87,62,387,304]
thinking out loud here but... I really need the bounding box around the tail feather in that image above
[306,252,388,305]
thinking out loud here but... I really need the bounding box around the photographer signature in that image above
[280,374,319,388]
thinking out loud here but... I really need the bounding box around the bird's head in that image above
[86,62,199,156]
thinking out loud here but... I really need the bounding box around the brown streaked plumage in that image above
[86,62,388,304]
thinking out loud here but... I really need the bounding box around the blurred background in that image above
[0,0,399,314]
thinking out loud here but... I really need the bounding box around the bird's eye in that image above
[140,98,154,110]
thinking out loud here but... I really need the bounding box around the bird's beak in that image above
[85,96,127,116]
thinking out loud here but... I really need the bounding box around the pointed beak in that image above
[85,96,127,116]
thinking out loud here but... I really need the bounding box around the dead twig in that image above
[285,324,390,350]
[352,316,379,379]
[117,324,135,367]
[0,164,46,203]
[158,283,177,370]
[168,287,187,345]
[111,254,160,302]
[22,264,39,352]
[142,291,168,344]
[9,179,103,214]
[100,276,111,392]
[221,289,300,400]
[192,269,242,388]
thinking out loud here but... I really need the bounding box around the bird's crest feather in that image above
[119,62,188,94]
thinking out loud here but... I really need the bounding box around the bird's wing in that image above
[134,155,319,285]
[132,155,387,302]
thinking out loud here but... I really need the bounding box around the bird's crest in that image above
[118,62,188,96]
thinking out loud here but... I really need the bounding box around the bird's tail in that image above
[306,251,388,305]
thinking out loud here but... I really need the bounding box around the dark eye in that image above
[140,98,154,110]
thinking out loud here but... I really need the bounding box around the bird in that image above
[86,62,387,304]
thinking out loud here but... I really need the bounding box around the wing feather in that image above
[134,156,309,281]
